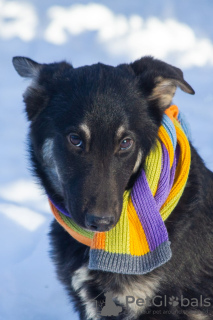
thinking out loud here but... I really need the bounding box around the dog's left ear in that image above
[130,56,195,109]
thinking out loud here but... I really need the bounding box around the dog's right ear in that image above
[12,56,41,79]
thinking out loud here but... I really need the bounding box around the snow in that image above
[0,1,213,319]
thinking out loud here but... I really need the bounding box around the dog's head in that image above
[13,56,194,232]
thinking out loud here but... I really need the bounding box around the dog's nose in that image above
[85,213,115,231]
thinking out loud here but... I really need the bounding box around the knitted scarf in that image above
[49,105,191,275]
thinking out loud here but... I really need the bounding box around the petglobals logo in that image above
[94,292,211,318]
[125,295,212,309]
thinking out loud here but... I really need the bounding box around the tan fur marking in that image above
[116,126,126,139]
[185,310,211,320]
[148,76,177,108]
[80,123,91,141]
[132,150,142,173]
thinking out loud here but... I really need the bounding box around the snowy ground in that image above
[0,1,213,319]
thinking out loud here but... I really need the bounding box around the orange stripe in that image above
[91,232,106,250]
[49,200,92,247]
[128,198,150,256]
[165,105,179,122]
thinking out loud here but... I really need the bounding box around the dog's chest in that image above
[71,265,160,319]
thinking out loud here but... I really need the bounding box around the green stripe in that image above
[58,211,94,239]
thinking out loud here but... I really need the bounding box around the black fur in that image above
[13,56,213,319]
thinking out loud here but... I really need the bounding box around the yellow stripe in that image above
[145,140,162,196]
[105,191,130,254]
[160,122,191,221]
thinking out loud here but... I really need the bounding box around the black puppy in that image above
[13,56,213,319]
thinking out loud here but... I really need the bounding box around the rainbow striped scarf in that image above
[49,105,191,274]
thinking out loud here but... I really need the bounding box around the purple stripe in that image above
[154,144,178,213]
[154,143,170,210]
[131,170,169,251]
[48,196,70,217]
[168,145,179,191]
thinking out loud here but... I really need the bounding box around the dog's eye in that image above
[120,138,133,151]
[69,134,83,147]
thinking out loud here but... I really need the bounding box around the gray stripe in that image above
[89,241,171,275]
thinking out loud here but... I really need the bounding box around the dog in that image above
[13,56,213,319]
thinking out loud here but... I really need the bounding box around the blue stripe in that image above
[162,114,177,150]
